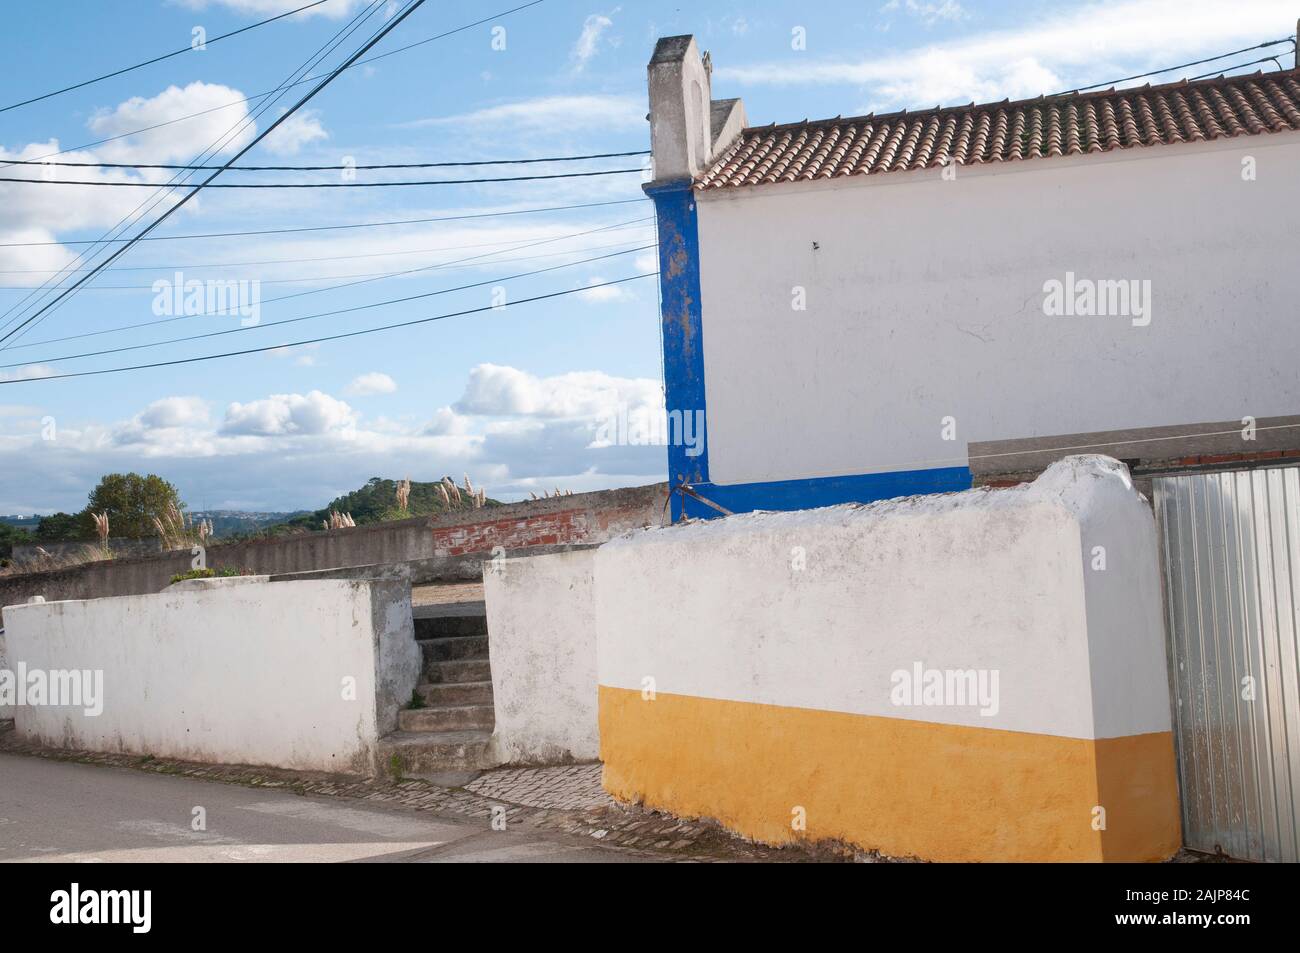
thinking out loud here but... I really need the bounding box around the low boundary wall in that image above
[484,548,599,765]
[2,576,420,774]
[595,456,1181,862]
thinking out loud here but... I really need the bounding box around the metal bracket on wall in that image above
[675,483,733,521]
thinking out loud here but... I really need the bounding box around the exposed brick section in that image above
[430,496,664,558]
[1168,449,1299,468]
[433,509,590,558]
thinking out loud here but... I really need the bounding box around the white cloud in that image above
[0,82,266,284]
[453,363,659,420]
[347,372,397,396]
[423,406,469,435]
[403,94,644,133]
[717,0,1297,109]
[0,364,57,382]
[262,108,329,156]
[138,396,210,429]
[87,82,254,163]
[575,275,627,302]
[0,368,667,512]
[881,0,967,26]
[222,390,357,436]
[572,11,619,72]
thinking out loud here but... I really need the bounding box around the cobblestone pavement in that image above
[466,764,610,810]
[0,735,844,862]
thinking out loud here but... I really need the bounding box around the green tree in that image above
[0,522,31,559]
[78,473,184,539]
[34,512,82,542]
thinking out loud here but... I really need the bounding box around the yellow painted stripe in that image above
[599,686,1180,862]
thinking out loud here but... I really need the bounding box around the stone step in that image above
[425,658,492,684]
[416,680,493,706]
[399,703,495,732]
[420,635,488,665]
[377,729,493,776]
[413,614,487,640]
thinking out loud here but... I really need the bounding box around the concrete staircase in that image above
[377,602,496,779]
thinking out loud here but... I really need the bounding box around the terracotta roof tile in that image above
[696,69,1300,191]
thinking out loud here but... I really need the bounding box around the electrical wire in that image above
[0,198,649,248]
[0,0,430,349]
[0,167,643,188]
[0,226,656,275]
[0,273,656,383]
[0,150,649,172]
[0,1,547,171]
[1049,36,1296,96]
[0,0,392,345]
[0,0,333,114]
[0,244,655,368]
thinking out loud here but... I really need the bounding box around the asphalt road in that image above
[0,753,643,863]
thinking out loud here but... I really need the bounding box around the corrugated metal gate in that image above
[1155,468,1300,861]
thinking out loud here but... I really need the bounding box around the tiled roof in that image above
[696,69,1300,191]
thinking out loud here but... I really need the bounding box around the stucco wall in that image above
[484,549,599,765]
[694,133,1300,486]
[0,630,12,721]
[595,455,1181,861]
[2,576,420,774]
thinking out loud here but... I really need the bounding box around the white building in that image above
[645,35,1300,519]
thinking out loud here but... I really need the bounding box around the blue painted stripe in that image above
[675,468,974,520]
[645,178,709,518]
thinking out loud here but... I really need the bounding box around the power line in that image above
[255,216,650,309]
[0,198,649,248]
[0,237,652,293]
[0,215,649,353]
[0,225,655,275]
[0,0,392,346]
[0,215,651,353]
[0,0,333,114]
[1050,36,1296,96]
[0,245,655,369]
[0,273,655,384]
[1,150,649,172]
[0,0,431,349]
[1188,56,1288,82]
[0,1,547,171]
[0,239,652,339]
[0,167,643,188]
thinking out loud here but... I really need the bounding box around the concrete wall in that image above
[0,629,12,721]
[595,455,1181,861]
[10,538,163,567]
[2,576,420,774]
[484,549,599,765]
[0,484,666,625]
[694,133,1300,487]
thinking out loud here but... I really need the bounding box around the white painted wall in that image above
[0,630,13,721]
[596,456,1169,740]
[1,577,420,773]
[484,549,598,764]
[695,133,1300,485]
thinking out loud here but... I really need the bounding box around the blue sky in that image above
[0,0,1294,514]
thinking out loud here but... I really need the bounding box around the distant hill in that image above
[189,510,311,539]
[275,477,502,532]
[0,515,42,530]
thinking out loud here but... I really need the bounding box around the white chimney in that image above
[647,35,746,184]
